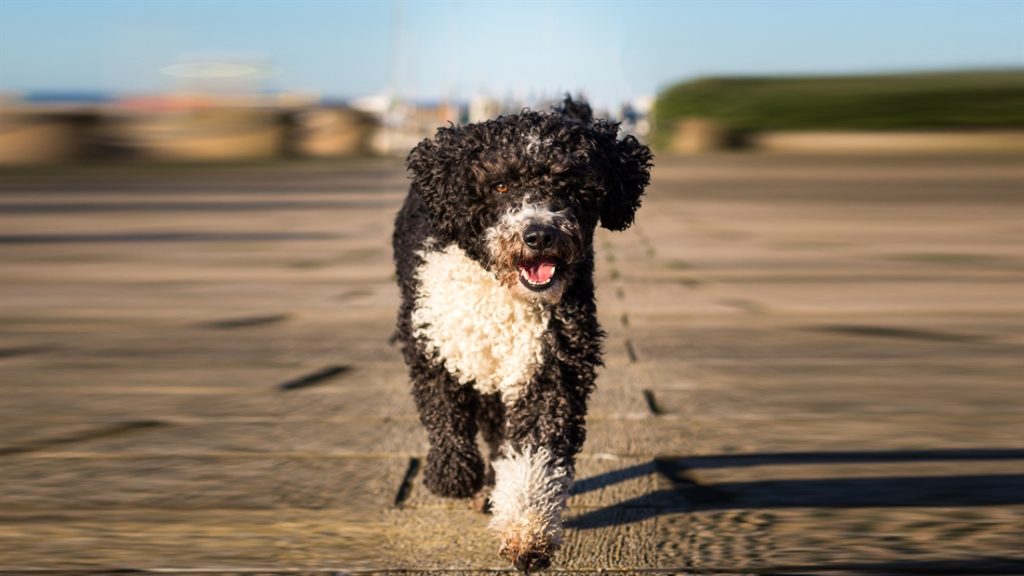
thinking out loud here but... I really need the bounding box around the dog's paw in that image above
[422,447,484,498]
[500,533,555,573]
[488,446,569,572]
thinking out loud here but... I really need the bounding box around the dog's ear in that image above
[554,95,594,124]
[598,133,653,231]
[406,131,465,241]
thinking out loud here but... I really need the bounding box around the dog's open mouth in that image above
[518,258,558,291]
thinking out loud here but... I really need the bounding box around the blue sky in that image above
[1,0,1021,107]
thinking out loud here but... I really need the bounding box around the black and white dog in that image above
[392,98,652,572]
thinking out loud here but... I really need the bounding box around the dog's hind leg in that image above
[471,393,506,512]
[411,370,486,498]
[477,392,506,486]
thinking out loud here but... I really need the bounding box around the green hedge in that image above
[650,70,1024,148]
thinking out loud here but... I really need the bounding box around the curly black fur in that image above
[392,97,652,569]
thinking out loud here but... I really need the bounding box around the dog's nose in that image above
[523,224,556,250]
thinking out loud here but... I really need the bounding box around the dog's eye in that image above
[493,183,509,194]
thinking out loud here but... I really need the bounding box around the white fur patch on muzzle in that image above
[484,200,583,303]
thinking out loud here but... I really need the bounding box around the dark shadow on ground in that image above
[568,448,1024,529]
[672,557,1024,575]
[805,323,991,342]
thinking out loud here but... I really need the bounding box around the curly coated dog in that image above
[392,98,652,572]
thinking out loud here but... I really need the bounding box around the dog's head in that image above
[407,97,653,303]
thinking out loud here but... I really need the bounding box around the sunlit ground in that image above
[1,154,1022,573]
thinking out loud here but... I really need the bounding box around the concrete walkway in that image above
[1,155,1022,574]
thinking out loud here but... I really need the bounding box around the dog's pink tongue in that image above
[525,261,556,283]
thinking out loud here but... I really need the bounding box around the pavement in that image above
[1,154,1022,574]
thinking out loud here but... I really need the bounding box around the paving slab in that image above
[0,455,409,511]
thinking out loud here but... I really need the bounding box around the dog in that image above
[392,97,652,572]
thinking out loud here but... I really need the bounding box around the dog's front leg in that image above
[411,370,485,498]
[488,376,589,572]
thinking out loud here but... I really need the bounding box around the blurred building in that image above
[0,92,378,165]
[0,80,661,165]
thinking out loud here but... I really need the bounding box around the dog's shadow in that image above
[566,448,1024,529]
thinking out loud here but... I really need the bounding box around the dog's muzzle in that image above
[518,224,560,291]
[486,201,583,302]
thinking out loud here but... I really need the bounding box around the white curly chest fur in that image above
[412,244,549,402]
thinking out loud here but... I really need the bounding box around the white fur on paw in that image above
[488,445,571,556]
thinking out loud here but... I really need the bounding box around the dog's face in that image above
[408,105,652,303]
